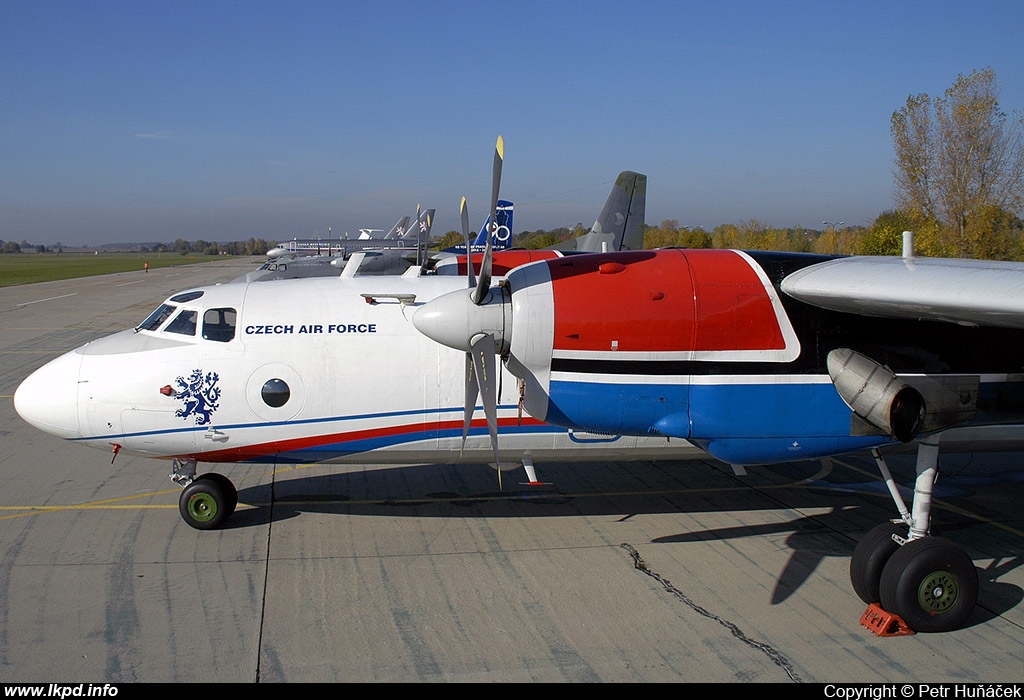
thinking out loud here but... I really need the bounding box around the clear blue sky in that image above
[3,0,1023,246]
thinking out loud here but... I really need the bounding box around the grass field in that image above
[0,252,228,287]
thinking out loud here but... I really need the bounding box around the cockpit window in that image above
[202,307,237,342]
[164,309,198,336]
[136,304,176,332]
[170,291,204,303]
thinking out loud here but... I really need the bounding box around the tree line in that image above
[0,237,278,256]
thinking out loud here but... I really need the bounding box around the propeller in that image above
[413,136,510,486]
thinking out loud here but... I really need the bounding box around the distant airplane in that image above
[428,200,515,268]
[265,215,412,259]
[238,208,434,282]
[442,200,514,254]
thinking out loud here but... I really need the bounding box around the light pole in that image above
[823,220,844,254]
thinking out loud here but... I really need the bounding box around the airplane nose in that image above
[14,350,83,440]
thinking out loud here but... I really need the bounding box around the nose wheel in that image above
[175,468,238,530]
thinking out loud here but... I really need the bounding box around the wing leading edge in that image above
[780,255,1024,330]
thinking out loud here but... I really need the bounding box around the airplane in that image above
[12,139,700,529]
[265,216,411,258]
[433,200,515,257]
[239,208,435,281]
[433,171,645,277]
[14,136,1022,634]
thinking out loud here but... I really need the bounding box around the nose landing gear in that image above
[171,459,238,530]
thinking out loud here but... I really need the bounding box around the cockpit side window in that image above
[136,304,176,332]
[203,307,237,342]
[164,309,198,336]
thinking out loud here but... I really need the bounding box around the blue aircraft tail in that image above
[470,200,514,251]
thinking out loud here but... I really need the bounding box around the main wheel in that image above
[850,522,903,604]
[179,476,232,530]
[879,537,978,633]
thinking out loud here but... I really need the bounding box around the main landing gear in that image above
[849,437,979,633]
[170,459,238,530]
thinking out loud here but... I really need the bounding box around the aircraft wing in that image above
[780,255,1024,330]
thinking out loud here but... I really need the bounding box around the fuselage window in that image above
[203,307,237,342]
[136,304,176,332]
[164,309,198,336]
[261,378,290,407]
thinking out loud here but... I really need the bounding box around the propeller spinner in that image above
[413,136,513,483]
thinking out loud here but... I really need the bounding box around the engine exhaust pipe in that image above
[827,348,925,443]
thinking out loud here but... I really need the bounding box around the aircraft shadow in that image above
[224,450,1024,624]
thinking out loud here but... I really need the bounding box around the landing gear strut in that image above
[849,436,978,633]
[170,459,238,530]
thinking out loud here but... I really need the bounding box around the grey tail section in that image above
[415,208,436,267]
[551,171,646,253]
[385,216,412,240]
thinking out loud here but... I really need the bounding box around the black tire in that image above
[179,476,231,530]
[850,522,904,604]
[195,473,237,518]
[879,537,979,633]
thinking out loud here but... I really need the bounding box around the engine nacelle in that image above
[504,249,801,437]
[827,348,925,442]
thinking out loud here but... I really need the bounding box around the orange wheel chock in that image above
[860,603,915,637]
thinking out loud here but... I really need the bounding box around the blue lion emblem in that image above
[173,369,221,425]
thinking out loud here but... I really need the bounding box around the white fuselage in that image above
[15,274,702,466]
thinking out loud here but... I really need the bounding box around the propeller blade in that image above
[460,196,475,289]
[470,332,501,479]
[414,203,423,268]
[462,351,477,450]
[489,135,504,236]
[473,135,503,304]
[473,235,493,305]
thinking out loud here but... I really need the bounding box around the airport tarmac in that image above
[0,256,1022,683]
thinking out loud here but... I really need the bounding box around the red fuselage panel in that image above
[458,249,562,277]
[685,249,786,351]
[548,249,785,353]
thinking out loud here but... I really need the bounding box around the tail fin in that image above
[471,200,514,251]
[384,215,412,240]
[552,172,646,252]
[416,208,436,241]
[413,207,436,267]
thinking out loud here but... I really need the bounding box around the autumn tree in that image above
[431,230,464,250]
[856,210,931,256]
[642,220,712,249]
[891,68,1024,258]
